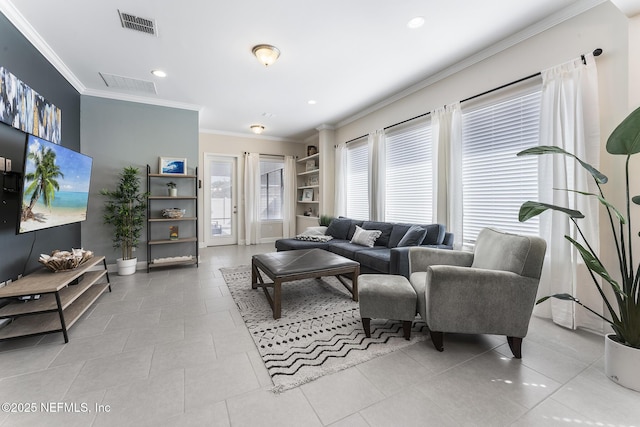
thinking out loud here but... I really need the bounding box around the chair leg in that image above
[402,320,412,340]
[429,330,444,352]
[507,336,523,359]
[362,317,371,338]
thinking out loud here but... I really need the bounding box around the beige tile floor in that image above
[0,243,638,426]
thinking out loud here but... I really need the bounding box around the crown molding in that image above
[0,0,86,93]
[337,0,607,128]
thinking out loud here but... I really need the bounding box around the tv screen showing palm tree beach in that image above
[18,134,93,234]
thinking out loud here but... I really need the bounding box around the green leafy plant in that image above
[166,181,177,189]
[100,166,149,260]
[518,106,640,349]
[319,214,335,227]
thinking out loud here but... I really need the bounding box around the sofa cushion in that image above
[350,225,382,247]
[471,228,532,274]
[397,225,428,247]
[325,218,353,240]
[347,220,364,240]
[275,238,346,251]
[420,224,446,246]
[362,221,394,247]
[328,241,373,259]
[388,224,412,248]
[355,248,391,273]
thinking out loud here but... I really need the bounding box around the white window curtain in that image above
[334,143,347,217]
[537,53,601,331]
[432,103,462,249]
[368,130,385,221]
[282,155,297,238]
[243,152,261,245]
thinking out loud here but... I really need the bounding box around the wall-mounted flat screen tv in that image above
[18,134,93,234]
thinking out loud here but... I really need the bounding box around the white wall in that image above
[198,132,306,245]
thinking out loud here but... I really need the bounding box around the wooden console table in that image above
[0,256,110,343]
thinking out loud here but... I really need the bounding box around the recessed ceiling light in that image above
[407,16,425,29]
[307,100,317,105]
[151,69,167,78]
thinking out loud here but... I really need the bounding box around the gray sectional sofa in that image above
[274,217,453,277]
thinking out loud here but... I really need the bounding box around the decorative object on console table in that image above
[100,166,148,276]
[301,188,314,202]
[305,160,317,172]
[159,157,187,175]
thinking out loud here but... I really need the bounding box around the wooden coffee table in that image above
[251,249,360,319]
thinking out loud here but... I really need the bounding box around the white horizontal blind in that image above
[346,140,369,220]
[259,158,283,221]
[461,89,541,244]
[385,119,432,223]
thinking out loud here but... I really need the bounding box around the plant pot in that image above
[168,188,177,197]
[604,333,640,392]
[116,257,137,276]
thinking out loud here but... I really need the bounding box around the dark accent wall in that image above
[0,13,81,281]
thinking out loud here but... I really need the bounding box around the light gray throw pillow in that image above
[350,225,382,247]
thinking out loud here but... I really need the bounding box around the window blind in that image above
[346,141,369,220]
[385,119,432,223]
[259,159,284,221]
[461,89,541,244]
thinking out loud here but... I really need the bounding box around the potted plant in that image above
[518,106,640,391]
[100,166,149,275]
[167,181,177,197]
[319,214,335,227]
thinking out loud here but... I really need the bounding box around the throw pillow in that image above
[397,225,428,247]
[350,225,382,248]
[295,234,333,242]
[299,226,328,236]
[325,218,352,240]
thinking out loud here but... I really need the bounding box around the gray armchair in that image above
[408,228,546,358]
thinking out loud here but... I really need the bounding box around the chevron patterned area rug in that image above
[220,265,427,392]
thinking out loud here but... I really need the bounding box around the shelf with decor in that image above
[296,151,321,229]
[146,165,199,273]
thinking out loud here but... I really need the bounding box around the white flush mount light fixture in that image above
[407,16,425,29]
[307,100,317,105]
[250,124,265,134]
[151,69,167,77]
[252,44,280,67]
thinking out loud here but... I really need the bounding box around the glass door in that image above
[203,154,237,246]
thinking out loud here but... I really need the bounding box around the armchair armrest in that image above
[425,265,540,337]
[408,247,473,274]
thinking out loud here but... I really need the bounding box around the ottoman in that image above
[358,274,417,340]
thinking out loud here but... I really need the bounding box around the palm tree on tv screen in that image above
[21,145,64,221]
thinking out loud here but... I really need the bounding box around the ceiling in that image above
[1,0,603,141]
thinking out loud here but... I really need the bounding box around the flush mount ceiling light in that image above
[151,69,167,77]
[407,16,425,29]
[252,44,280,67]
[250,124,265,134]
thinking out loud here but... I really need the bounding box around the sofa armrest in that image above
[425,265,540,337]
[408,247,473,274]
[390,247,412,277]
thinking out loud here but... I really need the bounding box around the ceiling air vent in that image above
[99,72,157,94]
[118,10,157,36]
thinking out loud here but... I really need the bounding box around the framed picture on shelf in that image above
[307,175,319,186]
[307,145,317,156]
[305,160,317,172]
[159,157,187,175]
[301,188,314,202]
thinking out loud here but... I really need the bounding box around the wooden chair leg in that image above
[362,317,371,338]
[402,320,412,340]
[430,330,444,352]
[507,336,523,359]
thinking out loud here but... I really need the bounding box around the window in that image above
[461,87,541,244]
[260,158,283,221]
[346,140,369,220]
[385,118,432,223]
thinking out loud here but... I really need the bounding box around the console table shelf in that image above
[0,256,110,343]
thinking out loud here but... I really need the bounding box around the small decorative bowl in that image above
[39,249,94,272]
[162,208,186,219]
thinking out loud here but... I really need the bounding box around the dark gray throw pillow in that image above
[325,218,352,240]
[397,225,428,247]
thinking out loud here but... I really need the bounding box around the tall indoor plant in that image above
[100,166,148,275]
[518,106,640,391]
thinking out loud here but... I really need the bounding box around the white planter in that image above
[116,257,137,276]
[604,333,640,392]
[168,188,177,197]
